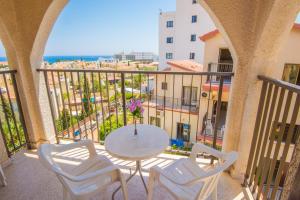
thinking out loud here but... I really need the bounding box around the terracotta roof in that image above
[202,83,230,92]
[293,23,300,30]
[166,60,203,72]
[200,23,300,42]
[199,29,219,42]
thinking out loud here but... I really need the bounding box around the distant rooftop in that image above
[164,60,203,72]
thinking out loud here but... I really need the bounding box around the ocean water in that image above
[0,55,114,64]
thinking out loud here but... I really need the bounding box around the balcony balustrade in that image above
[0,68,299,200]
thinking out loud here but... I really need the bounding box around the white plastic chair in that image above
[147,143,238,200]
[38,140,128,200]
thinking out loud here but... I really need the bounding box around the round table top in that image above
[104,124,169,161]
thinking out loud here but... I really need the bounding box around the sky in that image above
[0,2,299,57]
[0,0,176,57]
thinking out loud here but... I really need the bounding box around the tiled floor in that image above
[0,144,246,200]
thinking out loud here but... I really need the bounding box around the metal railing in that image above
[0,70,29,156]
[148,95,199,113]
[244,75,300,200]
[38,68,233,152]
[208,63,233,82]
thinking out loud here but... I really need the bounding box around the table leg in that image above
[112,160,147,200]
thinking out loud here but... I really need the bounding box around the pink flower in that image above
[129,104,136,112]
[136,100,142,107]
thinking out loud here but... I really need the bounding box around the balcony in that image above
[147,95,200,114]
[207,63,233,83]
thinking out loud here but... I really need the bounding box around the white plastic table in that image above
[105,124,169,197]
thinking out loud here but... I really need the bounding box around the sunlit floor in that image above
[0,143,246,200]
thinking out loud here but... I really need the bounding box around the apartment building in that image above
[158,0,215,70]
[142,60,229,146]
[114,52,157,63]
[198,24,300,163]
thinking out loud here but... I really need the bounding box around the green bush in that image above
[99,114,124,141]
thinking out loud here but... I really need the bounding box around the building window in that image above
[191,34,196,42]
[189,52,195,60]
[150,117,161,127]
[166,53,173,59]
[182,86,198,106]
[282,64,300,85]
[166,37,173,44]
[192,0,197,4]
[166,21,173,28]
[177,123,190,142]
[192,15,197,23]
[161,82,168,90]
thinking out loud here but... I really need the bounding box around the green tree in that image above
[82,76,93,116]
[1,97,13,121]
[132,74,145,89]
[61,109,71,130]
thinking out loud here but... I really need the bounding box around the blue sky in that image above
[0,2,299,57]
[0,0,176,57]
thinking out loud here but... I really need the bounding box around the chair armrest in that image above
[151,166,204,186]
[57,165,119,182]
[190,143,224,161]
[151,165,226,187]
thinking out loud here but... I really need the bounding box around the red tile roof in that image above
[293,23,300,30]
[202,83,231,92]
[166,60,203,72]
[199,29,219,42]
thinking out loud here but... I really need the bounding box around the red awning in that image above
[202,83,231,92]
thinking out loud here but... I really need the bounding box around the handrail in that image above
[0,69,17,74]
[258,75,300,94]
[36,68,234,76]
[208,62,233,66]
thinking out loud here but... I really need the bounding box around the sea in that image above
[0,55,114,64]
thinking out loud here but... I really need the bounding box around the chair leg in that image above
[0,165,7,186]
[211,187,217,200]
[147,170,156,200]
[63,187,69,200]
[119,172,128,200]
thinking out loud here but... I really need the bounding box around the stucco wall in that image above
[267,28,300,79]
[202,33,229,71]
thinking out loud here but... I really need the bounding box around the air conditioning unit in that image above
[201,92,209,98]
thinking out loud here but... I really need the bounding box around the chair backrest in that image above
[196,151,238,200]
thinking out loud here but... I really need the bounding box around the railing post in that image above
[43,71,60,144]
[11,72,31,149]
[213,77,224,147]
[121,72,127,125]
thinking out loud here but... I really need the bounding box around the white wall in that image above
[202,33,228,71]
[159,11,176,70]
[159,0,215,70]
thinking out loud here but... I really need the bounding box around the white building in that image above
[114,52,157,63]
[158,0,215,70]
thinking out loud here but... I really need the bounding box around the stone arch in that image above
[31,0,68,71]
